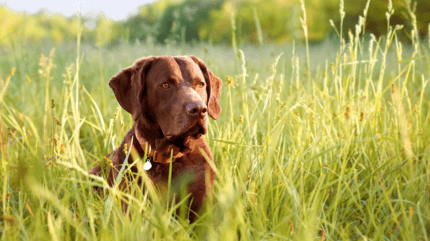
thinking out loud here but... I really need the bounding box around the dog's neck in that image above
[133,117,188,164]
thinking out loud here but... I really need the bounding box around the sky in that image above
[1,0,158,21]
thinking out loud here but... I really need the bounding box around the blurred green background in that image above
[1,0,430,48]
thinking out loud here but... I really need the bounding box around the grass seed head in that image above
[54,116,61,125]
[227,75,233,87]
[280,102,287,111]
[344,106,351,119]
[9,67,16,77]
[114,107,119,119]
[1,216,15,226]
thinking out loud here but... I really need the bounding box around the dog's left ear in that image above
[190,56,223,120]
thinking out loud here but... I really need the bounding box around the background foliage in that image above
[1,0,430,48]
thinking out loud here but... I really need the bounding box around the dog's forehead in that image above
[148,57,204,82]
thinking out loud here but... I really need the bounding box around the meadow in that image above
[1,3,430,240]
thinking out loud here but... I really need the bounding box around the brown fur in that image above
[88,56,222,222]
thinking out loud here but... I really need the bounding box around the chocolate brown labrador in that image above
[88,56,222,222]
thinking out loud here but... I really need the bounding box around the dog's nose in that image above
[186,101,207,118]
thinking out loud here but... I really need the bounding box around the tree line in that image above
[1,0,429,48]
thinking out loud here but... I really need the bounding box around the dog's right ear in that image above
[109,57,154,120]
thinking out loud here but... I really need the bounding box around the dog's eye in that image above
[161,82,170,89]
[198,82,205,88]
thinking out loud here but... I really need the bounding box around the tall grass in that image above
[1,2,430,240]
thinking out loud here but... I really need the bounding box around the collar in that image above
[134,125,180,164]
[135,126,156,159]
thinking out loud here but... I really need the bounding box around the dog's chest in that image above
[145,154,208,184]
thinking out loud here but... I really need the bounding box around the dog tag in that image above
[144,145,152,170]
[144,159,152,170]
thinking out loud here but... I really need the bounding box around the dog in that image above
[88,56,222,222]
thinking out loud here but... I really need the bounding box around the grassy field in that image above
[1,4,430,240]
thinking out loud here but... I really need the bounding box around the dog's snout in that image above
[186,101,207,117]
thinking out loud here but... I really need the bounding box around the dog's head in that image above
[109,56,222,158]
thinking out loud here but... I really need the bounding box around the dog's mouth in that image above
[165,121,206,143]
